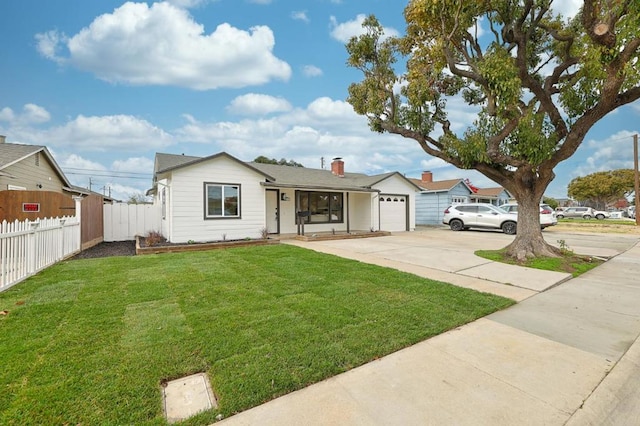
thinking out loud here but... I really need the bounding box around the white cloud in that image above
[573,130,639,177]
[550,0,582,20]
[166,0,211,8]
[291,11,309,23]
[46,115,174,151]
[329,14,399,43]
[227,94,292,116]
[112,157,154,173]
[0,104,51,125]
[247,0,272,4]
[302,65,323,77]
[36,2,291,90]
[0,107,16,122]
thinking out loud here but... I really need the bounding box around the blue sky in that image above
[1,0,638,201]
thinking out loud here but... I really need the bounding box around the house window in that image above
[298,191,343,223]
[452,196,467,204]
[204,183,240,219]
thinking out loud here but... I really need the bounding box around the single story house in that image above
[469,187,511,205]
[410,171,511,225]
[147,152,420,243]
[0,136,73,193]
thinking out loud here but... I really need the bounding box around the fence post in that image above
[28,220,39,274]
[73,196,83,250]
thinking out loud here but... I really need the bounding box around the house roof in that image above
[151,152,420,193]
[472,187,509,198]
[409,178,469,192]
[0,142,72,187]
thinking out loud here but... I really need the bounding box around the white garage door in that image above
[380,195,407,231]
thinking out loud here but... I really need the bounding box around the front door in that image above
[265,190,279,234]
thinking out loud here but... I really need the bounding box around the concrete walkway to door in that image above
[216,229,640,425]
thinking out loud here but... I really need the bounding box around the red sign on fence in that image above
[22,203,40,212]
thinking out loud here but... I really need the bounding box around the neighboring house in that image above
[409,172,474,225]
[147,152,420,243]
[410,171,510,225]
[0,136,72,193]
[469,187,511,206]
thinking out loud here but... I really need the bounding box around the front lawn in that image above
[0,245,513,425]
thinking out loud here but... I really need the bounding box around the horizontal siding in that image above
[168,158,266,243]
[416,183,471,225]
[1,155,66,192]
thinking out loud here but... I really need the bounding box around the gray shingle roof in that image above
[152,152,419,192]
[0,142,72,187]
[0,142,45,169]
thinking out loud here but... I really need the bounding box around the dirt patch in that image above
[71,241,136,260]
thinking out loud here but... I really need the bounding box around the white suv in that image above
[443,203,517,235]
[500,203,558,229]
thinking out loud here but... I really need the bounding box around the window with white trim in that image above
[452,196,467,204]
[205,183,240,219]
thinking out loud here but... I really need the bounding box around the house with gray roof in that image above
[147,151,420,243]
[409,171,510,225]
[0,136,72,193]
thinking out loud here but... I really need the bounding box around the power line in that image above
[63,166,151,176]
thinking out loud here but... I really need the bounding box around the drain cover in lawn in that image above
[162,372,217,423]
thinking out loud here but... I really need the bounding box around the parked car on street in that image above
[443,203,517,234]
[500,203,558,229]
[555,206,605,219]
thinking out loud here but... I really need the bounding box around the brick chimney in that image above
[331,157,344,177]
[421,171,433,183]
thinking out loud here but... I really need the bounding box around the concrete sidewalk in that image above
[217,236,640,425]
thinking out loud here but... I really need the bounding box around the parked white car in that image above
[500,203,558,229]
[443,203,517,234]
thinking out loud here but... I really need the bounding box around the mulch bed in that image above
[71,241,136,260]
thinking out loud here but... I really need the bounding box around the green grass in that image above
[558,218,635,226]
[475,249,602,277]
[0,245,513,425]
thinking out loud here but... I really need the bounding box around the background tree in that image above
[542,196,559,210]
[346,1,640,260]
[253,156,304,167]
[127,193,150,204]
[568,169,635,209]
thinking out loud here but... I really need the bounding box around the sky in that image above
[1,0,638,202]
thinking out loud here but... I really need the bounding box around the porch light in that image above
[281,193,290,201]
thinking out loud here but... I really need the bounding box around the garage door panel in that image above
[380,195,407,231]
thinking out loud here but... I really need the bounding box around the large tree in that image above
[346,0,640,260]
[568,169,635,208]
[253,156,304,167]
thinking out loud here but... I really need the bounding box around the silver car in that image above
[556,206,595,219]
[443,203,517,235]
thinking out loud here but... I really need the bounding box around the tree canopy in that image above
[568,169,635,209]
[346,0,640,259]
[253,156,304,167]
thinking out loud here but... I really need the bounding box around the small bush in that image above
[145,231,164,246]
[259,227,269,239]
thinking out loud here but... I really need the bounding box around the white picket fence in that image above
[103,203,161,241]
[0,216,81,292]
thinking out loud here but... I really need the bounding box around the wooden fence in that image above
[103,203,162,241]
[0,216,80,292]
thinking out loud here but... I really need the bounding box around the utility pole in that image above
[634,134,639,226]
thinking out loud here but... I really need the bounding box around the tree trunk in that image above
[504,184,562,261]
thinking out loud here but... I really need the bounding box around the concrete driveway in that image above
[285,227,639,302]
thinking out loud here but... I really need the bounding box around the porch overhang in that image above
[261,182,380,194]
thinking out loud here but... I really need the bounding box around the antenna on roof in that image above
[321,157,325,169]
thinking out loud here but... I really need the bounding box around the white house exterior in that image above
[149,152,419,243]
